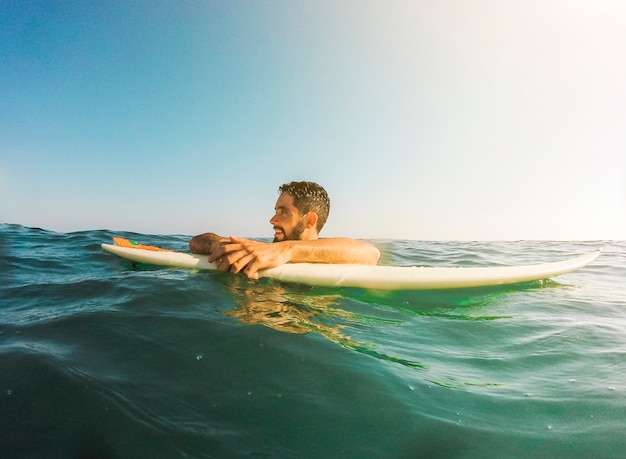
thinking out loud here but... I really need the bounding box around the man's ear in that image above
[306,212,318,229]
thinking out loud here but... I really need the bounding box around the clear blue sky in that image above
[2,0,625,240]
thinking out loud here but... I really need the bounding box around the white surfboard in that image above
[101,242,601,290]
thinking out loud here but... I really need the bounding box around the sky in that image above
[2,0,625,240]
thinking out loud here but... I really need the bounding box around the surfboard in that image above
[101,239,601,290]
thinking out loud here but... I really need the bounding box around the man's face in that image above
[270,193,306,242]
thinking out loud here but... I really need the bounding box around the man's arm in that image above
[189,232,230,255]
[277,238,380,265]
[210,236,380,279]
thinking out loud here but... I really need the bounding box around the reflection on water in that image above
[223,277,342,335]
[220,276,425,369]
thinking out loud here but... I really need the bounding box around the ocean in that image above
[1,223,625,458]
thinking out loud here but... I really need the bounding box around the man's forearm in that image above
[283,238,380,265]
[189,232,228,255]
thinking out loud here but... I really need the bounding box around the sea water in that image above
[1,223,625,458]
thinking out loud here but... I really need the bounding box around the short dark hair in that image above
[279,181,330,233]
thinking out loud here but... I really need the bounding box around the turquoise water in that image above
[2,224,625,458]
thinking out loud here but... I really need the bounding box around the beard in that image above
[273,219,306,242]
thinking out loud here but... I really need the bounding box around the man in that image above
[190,181,380,279]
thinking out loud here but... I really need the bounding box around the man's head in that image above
[270,181,331,242]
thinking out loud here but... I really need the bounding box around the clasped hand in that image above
[207,236,290,279]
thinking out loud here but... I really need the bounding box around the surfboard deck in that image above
[101,240,601,290]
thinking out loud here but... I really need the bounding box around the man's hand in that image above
[208,236,291,279]
[189,233,229,256]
